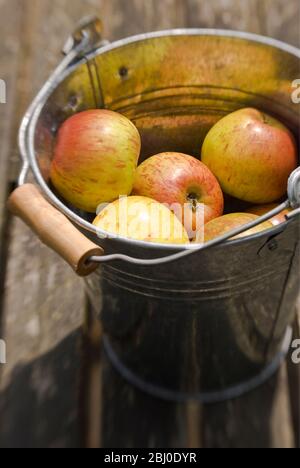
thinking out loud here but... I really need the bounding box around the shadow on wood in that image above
[81,314,295,448]
[0,329,81,448]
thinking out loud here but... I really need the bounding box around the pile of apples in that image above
[50,107,297,244]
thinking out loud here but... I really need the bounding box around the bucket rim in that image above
[85,27,300,61]
[26,28,300,252]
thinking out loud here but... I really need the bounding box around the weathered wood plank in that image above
[185,0,263,33]
[0,208,85,448]
[185,0,300,46]
[0,0,90,448]
[82,315,295,448]
[200,365,295,448]
[0,0,24,321]
[99,0,188,38]
[0,0,299,448]
[0,328,81,448]
[0,218,84,382]
[260,0,300,47]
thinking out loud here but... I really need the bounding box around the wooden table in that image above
[0,0,299,448]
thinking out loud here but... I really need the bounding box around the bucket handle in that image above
[8,184,104,276]
[8,177,300,273]
[9,17,300,274]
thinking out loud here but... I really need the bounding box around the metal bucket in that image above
[11,18,300,402]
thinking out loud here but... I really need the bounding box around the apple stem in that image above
[187,192,198,212]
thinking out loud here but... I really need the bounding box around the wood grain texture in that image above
[0,0,299,448]
[82,325,295,448]
[0,0,23,190]
[0,216,85,447]
[0,0,88,448]
[185,0,263,32]
[260,0,300,46]
[201,365,295,448]
[0,0,24,321]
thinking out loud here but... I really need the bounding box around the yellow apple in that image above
[201,212,273,242]
[246,203,291,226]
[93,196,189,244]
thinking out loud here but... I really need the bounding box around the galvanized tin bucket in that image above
[9,18,300,402]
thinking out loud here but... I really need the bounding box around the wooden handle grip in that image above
[8,184,104,276]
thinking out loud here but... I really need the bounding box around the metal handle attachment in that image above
[62,16,107,56]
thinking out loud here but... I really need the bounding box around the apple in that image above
[93,196,189,244]
[246,203,291,226]
[50,109,141,212]
[132,152,224,239]
[200,213,273,242]
[201,108,297,203]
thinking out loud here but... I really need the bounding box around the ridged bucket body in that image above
[31,30,300,400]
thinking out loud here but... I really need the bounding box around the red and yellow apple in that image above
[201,108,297,203]
[93,196,189,244]
[132,152,224,239]
[246,203,291,226]
[50,109,141,212]
[200,212,273,242]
